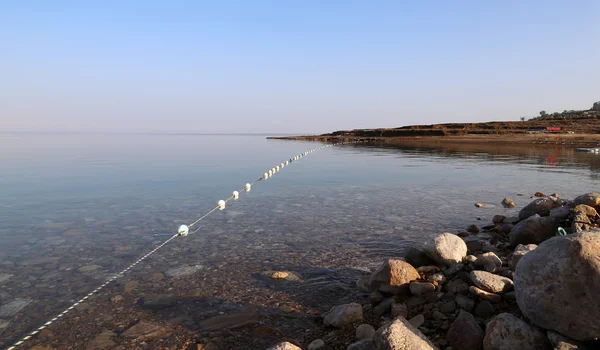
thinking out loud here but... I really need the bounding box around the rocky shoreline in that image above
[268,192,600,350]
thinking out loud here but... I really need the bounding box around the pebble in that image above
[475,252,502,267]
[408,314,425,328]
[409,282,436,295]
[440,301,456,314]
[473,300,495,318]
[307,339,325,350]
[467,225,480,234]
[455,294,475,312]
[373,297,394,316]
[356,324,375,340]
[391,302,408,318]
[469,286,502,303]
[446,279,469,294]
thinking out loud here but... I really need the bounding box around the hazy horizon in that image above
[2,1,599,134]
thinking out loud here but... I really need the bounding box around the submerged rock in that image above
[0,298,32,317]
[422,233,467,265]
[369,259,420,295]
[373,317,438,350]
[483,313,549,350]
[501,198,516,208]
[164,264,203,277]
[514,230,600,341]
[123,321,172,340]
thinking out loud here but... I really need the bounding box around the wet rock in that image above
[86,329,116,349]
[572,212,591,233]
[573,204,598,217]
[510,244,537,270]
[519,197,562,220]
[139,294,176,310]
[357,275,370,292]
[0,273,13,283]
[308,339,325,350]
[503,291,516,302]
[426,272,446,285]
[475,203,485,208]
[423,233,468,266]
[271,271,290,279]
[469,286,501,303]
[473,300,495,318]
[446,311,484,350]
[501,198,516,208]
[547,330,587,350]
[468,225,480,234]
[440,301,456,314]
[391,302,408,318]
[499,224,513,234]
[165,264,203,277]
[110,295,124,303]
[147,272,164,282]
[198,312,259,331]
[455,294,475,312]
[0,298,32,317]
[78,265,102,273]
[356,324,376,340]
[123,321,172,340]
[410,282,436,296]
[404,247,437,268]
[323,303,363,328]
[267,342,302,350]
[409,314,425,328]
[124,281,138,294]
[573,193,600,209]
[373,297,394,316]
[369,259,420,295]
[446,279,469,294]
[483,313,549,350]
[514,230,600,341]
[534,192,546,197]
[347,339,373,350]
[475,252,502,267]
[509,215,557,246]
[373,317,438,349]
[469,271,513,294]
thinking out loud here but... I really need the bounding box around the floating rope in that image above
[6,140,363,349]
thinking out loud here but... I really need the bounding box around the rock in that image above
[272,271,290,279]
[347,339,373,350]
[475,252,502,267]
[509,215,557,246]
[410,282,436,295]
[469,286,501,303]
[534,192,547,197]
[440,301,456,314]
[499,224,513,234]
[165,264,203,277]
[110,295,124,303]
[406,296,427,309]
[483,313,549,350]
[475,203,485,208]
[501,198,516,208]
[573,204,598,217]
[0,298,32,317]
[546,330,587,350]
[391,302,408,318]
[514,230,600,341]
[492,215,506,224]
[369,259,420,295]
[446,279,469,294]
[124,281,138,294]
[405,247,438,268]
[356,324,376,340]
[468,225,480,234]
[458,231,470,237]
[78,265,102,273]
[432,310,446,321]
[423,233,468,266]
[123,321,172,340]
[519,197,562,220]
[308,339,325,350]
[140,294,176,310]
[426,272,446,285]
[510,244,537,270]
[87,329,116,349]
[417,266,441,274]
[357,275,370,292]
[455,294,475,312]
[323,303,363,328]
[267,342,302,350]
[572,211,591,233]
[573,193,600,209]
[0,273,13,283]
[373,317,438,349]
[503,291,516,302]
[473,300,495,318]
[409,314,425,328]
[443,263,465,278]
[198,312,259,331]
[370,291,386,305]
[446,311,484,350]
[373,297,394,316]
[464,255,478,264]
[469,271,513,294]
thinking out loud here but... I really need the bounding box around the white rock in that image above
[422,233,467,265]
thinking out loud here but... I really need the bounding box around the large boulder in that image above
[446,310,484,350]
[422,233,467,266]
[373,317,438,350]
[519,197,562,220]
[323,303,363,328]
[509,215,557,246]
[369,259,420,295]
[573,193,600,210]
[483,313,549,350]
[514,230,600,341]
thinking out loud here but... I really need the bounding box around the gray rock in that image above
[406,296,428,309]
[391,302,408,318]
[473,301,495,318]
[475,252,502,267]
[308,339,325,350]
[369,259,420,295]
[509,214,557,246]
[468,225,480,234]
[267,342,302,350]
[469,271,514,294]
[423,233,468,266]
[426,272,447,285]
[493,215,506,224]
[501,198,516,208]
[455,294,475,312]
[573,193,600,210]
[373,317,438,349]
[442,263,465,277]
[323,303,363,328]
[549,206,571,221]
[0,298,32,317]
[510,244,537,270]
[373,297,394,316]
[409,314,425,328]
[140,294,176,310]
[514,230,600,341]
[347,339,373,350]
[483,313,549,350]
[410,282,436,295]
[404,247,437,268]
[504,215,521,224]
[446,311,484,350]
[165,264,203,277]
[440,301,456,314]
[356,324,376,340]
[446,279,470,294]
[547,330,587,350]
[519,197,562,220]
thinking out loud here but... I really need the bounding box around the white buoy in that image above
[218,200,226,210]
[232,191,239,199]
[245,183,251,192]
[268,170,273,176]
[280,163,284,168]
[178,225,189,236]
[264,172,269,179]
[276,166,279,171]
[285,161,289,165]
[272,167,276,173]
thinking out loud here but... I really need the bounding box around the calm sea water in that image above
[1,133,600,347]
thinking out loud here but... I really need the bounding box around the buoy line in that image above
[6,140,364,350]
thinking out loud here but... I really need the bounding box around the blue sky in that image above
[1,1,599,134]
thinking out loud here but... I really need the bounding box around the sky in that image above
[1,1,599,134]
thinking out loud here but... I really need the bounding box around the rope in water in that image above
[6,140,363,350]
